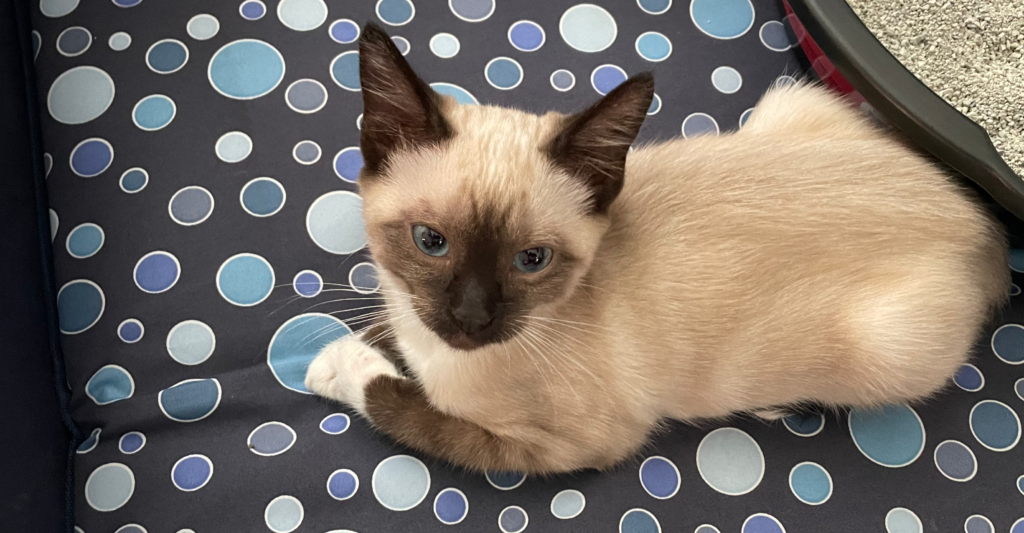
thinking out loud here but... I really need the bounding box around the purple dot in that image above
[591,65,626,95]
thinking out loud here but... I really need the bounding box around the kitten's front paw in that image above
[305,335,401,416]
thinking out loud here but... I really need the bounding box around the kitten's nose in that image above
[452,307,494,335]
[450,277,497,335]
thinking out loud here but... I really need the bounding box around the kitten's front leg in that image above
[305,335,402,416]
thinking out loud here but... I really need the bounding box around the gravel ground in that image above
[847,0,1024,177]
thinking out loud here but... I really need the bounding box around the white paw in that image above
[305,335,400,416]
[750,407,789,421]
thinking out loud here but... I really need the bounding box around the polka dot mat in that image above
[30,0,1024,530]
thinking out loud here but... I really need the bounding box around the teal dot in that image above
[789,462,832,504]
[430,82,478,105]
[992,324,1024,364]
[268,313,351,393]
[67,223,104,258]
[120,168,148,193]
[485,57,523,90]
[58,279,104,334]
[146,39,189,74]
[85,365,134,405]
[241,178,286,217]
[849,404,925,467]
[376,0,414,25]
[635,32,671,62]
[158,378,222,422]
[619,509,660,533]
[217,253,275,306]
[132,94,176,131]
[330,51,360,91]
[209,39,285,99]
[690,0,755,39]
[970,400,1020,451]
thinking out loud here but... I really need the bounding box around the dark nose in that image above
[450,278,497,335]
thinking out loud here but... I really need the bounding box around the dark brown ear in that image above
[546,73,654,214]
[358,22,452,176]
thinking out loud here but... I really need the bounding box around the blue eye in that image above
[412,225,449,257]
[514,247,552,273]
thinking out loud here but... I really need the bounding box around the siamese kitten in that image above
[306,24,1008,474]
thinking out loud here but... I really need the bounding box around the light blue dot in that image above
[760,20,791,51]
[682,113,719,137]
[434,488,468,524]
[112,0,141,6]
[158,379,222,422]
[169,186,214,225]
[639,456,679,499]
[320,413,350,434]
[550,69,575,91]
[783,412,825,437]
[560,4,617,52]
[277,0,327,31]
[550,489,585,519]
[696,427,764,495]
[269,313,352,393]
[885,508,922,533]
[690,0,755,39]
[712,66,743,94]
[499,506,529,533]
[134,251,180,293]
[328,470,359,500]
[992,324,1024,364]
[172,455,213,491]
[591,64,626,95]
[118,319,144,343]
[739,107,754,128]
[108,32,131,51]
[48,66,115,124]
[293,270,322,297]
[166,320,216,365]
[241,178,286,217]
[77,428,100,454]
[431,82,478,104]
[86,365,134,405]
[133,94,175,131]
[306,191,367,254]
[49,209,58,241]
[635,32,671,62]
[216,131,252,162]
[333,148,363,182]
[330,51,360,91]
[40,0,79,17]
[240,0,266,19]
[85,463,134,512]
[119,431,145,454]
[146,39,188,74]
[619,509,660,533]
[372,455,431,511]
[70,138,113,177]
[248,422,296,456]
[970,400,1020,451]
[509,20,545,51]
[695,526,720,533]
[789,462,831,504]
[637,0,671,14]
[330,19,360,43]
[742,514,785,533]
[486,57,523,90]
[209,39,285,99]
[954,364,984,391]
[1010,249,1024,272]
[58,279,104,334]
[217,253,275,306]
[430,33,460,58]
[265,496,303,533]
[449,0,493,21]
[376,0,414,25]
[67,223,104,258]
[349,262,379,293]
[849,404,925,467]
[933,440,977,481]
[647,93,661,115]
[32,30,41,59]
[486,470,525,490]
[187,14,220,40]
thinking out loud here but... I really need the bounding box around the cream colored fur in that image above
[307,83,1008,473]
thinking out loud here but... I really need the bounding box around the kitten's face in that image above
[355,24,652,351]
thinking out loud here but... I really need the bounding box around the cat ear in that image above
[546,73,654,214]
[358,23,453,176]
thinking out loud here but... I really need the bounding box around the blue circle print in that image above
[57,279,104,334]
[48,66,115,125]
[885,508,922,533]
[248,422,296,456]
[240,0,266,19]
[209,40,285,99]
[712,66,743,94]
[392,35,410,55]
[57,26,91,57]
[306,191,367,254]
[550,489,585,519]
[169,186,215,226]
[430,33,460,58]
[970,400,1020,451]
[431,82,478,104]
[648,93,661,115]
[67,223,104,258]
[265,496,304,533]
[499,506,529,533]
[328,469,359,500]
[591,64,626,95]
[120,168,148,193]
[158,379,222,422]
[992,324,1024,364]
[349,262,379,293]
[334,147,363,182]
[277,0,328,31]
[696,427,764,495]
[146,39,189,73]
[434,488,468,524]
[70,138,113,177]
[133,94,175,130]
[619,508,660,533]
[550,69,575,91]
[166,320,216,365]
[134,251,180,293]
[85,463,134,512]
[636,32,672,62]
[172,454,213,491]
[39,0,78,18]
[376,0,414,25]
[559,4,617,52]
[486,470,526,490]
[293,270,323,297]
[760,20,791,51]
[933,440,976,481]
[508,20,545,52]
[739,107,754,128]
[118,319,144,343]
[320,413,350,434]
[1010,249,1024,272]
[965,515,994,533]
[372,455,431,511]
[953,364,984,391]
[330,19,359,43]
[789,462,831,505]
[450,0,493,21]
[742,513,784,533]
[849,404,925,467]
[217,253,275,306]
[86,365,134,405]
[682,113,720,137]
[690,0,755,39]
[268,313,352,393]
[330,51,360,91]
[639,456,680,499]
[783,412,824,437]
[1014,518,1024,533]
[638,0,671,13]
[1017,378,1024,401]
[486,57,523,90]
[285,79,327,113]
[293,140,321,164]
[241,178,286,217]
[119,432,145,454]
[112,0,141,6]
[77,428,100,454]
